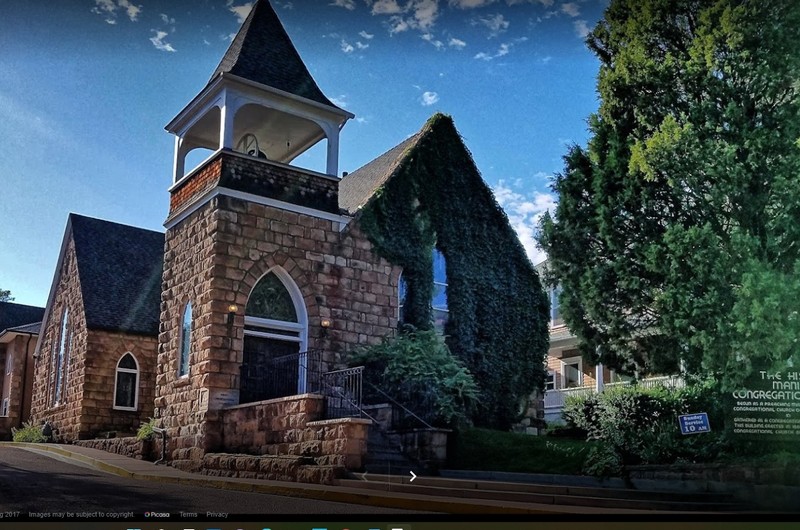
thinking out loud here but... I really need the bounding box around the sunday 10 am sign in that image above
[728,370,800,441]
[678,413,710,435]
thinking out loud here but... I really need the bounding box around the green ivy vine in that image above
[357,113,550,429]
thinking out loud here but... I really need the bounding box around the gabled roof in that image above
[0,302,44,334]
[6,322,41,335]
[69,214,164,336]
[339,133,422,215]
[209,0,339,110]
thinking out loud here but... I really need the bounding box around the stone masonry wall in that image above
[159,177,400,462]
[74,436,155,461]
[30,236,158,441]
[30,237,88,441]
[78,329,157,438]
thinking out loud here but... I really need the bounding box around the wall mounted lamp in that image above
[320,318,332,337]
[227,303,238,325]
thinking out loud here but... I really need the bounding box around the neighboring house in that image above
[0,302,45,439]
[28,0,545,474]
[537,261,682,424]
[30,214,163,441]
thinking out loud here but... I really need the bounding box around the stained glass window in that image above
[246,273,298,322]
[179,302,192,377]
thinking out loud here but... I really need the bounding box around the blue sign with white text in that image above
[679,412,711,435]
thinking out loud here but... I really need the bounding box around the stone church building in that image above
[29,0,545,473]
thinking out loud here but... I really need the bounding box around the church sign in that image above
[729,370,800,440]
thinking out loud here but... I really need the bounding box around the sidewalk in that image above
[0,442,713,514]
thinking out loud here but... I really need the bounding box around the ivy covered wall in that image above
[356,113,550,429]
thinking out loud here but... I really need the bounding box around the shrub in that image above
[12,421,46,443]
[349,329,480,427]
[563,379,730,475]
[136,417,158,441]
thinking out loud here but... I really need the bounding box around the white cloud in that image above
[449,37,467,49]
[117,0,141,21]
[330,95,348,107]
[541,55,552,64]
[331,0,356,9]
[372,0,403,14]
[506,0,554,5]
[340,39,355,53]
[160,13,175,25]
[359,30,375,39]
[422,33,444,49]
[229,2,254,24]
[150,30,176,52]
[356,41,370,49]
[492,180,556,265]
[388,15,410,34]
[474,40,518,60]
[561,2,579,17]
[449,0,496,7]
[91,0,140,23]
[421,91,439,106]
[477,13,509,36]
[412,0,439,30]
[573,19,590,38]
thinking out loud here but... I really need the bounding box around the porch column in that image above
[595,363,604,393]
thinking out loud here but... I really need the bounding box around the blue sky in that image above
[0,0,607,307]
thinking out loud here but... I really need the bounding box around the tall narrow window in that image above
[53,309,69,405]
[114,353,139,410]
[0,398,8,417]
[398,248,449,333]
[179,302,192,378]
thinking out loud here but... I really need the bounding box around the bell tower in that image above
[156,0,355,465]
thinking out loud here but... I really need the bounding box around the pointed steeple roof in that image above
[209,0,338,109]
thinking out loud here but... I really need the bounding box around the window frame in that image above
[113,352,140,411]
[560,355,584,389]
[0,398,8,417]
[53,308,70,406]
[178,301,192,379]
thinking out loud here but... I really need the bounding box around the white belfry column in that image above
[219,90,236,150]
[325,126,340,176]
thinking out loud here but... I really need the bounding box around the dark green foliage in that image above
[0,289,12,302]
[449,427,596,475]
[358,114,550,429]
[539,0,800,387]
[563,381,730,476]
[349,329,480,428]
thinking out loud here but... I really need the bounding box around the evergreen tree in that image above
[539,0,800,389]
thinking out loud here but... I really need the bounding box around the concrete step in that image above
[338,474,747,512]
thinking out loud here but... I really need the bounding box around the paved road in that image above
[0,446,421,515]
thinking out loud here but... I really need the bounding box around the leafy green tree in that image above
[0,289,12,302]
[539,0,800,389]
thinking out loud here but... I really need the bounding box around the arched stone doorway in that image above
[239,267,310,403]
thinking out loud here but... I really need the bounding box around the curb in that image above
[3,443,577,514]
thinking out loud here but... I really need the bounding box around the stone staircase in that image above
[362,425,427,476]
[335,473,750,512]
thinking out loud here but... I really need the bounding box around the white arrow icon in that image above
[409,471,417,482]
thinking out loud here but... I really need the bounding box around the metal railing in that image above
[544,375,686,410]
[239,349,323,404]
[321,366,364,419]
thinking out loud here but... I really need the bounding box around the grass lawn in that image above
[448,428,596,475]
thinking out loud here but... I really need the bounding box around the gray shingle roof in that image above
[70,214,164,336]
[209,0,339,110]
[5,322,41,335]
[0,302,44,334]
[338,133,422,215]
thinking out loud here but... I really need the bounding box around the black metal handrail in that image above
[364,380,435,430]
[321,366,364,419]
[239,349,323,403]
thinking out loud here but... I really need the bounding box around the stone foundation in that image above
[387,428,450,471]
[199,453,344,485]
[74,436,155,461]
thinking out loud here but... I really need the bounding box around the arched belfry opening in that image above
[165,0,352,183]
[239,268,311,403]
